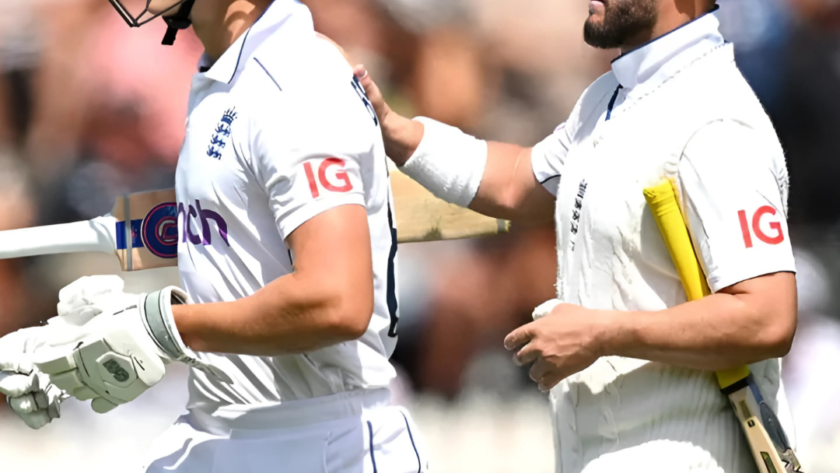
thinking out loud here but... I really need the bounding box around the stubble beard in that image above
[583,0,658,50]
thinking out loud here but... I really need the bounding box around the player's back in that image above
[174,1,398,412]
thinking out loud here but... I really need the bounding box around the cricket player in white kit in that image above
[0,0,429,472]
[355,0,798,471]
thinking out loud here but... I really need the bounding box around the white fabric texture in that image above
[175,0,400,420]
[400,117,488,208]
[141,389,429,473]
[527,10,795,473]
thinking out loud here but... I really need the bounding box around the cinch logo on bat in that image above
[115,203,179,259]
[738,206,785,248]
[179,201,230,248]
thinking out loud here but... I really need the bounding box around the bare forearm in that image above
[468,142,555,224]
[173,273,366,356]
[602,292,795,371]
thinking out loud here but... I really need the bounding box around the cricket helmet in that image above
[107,0,196,45]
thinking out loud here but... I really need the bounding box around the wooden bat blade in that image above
[726,386,792,473]
[0,172,509,271]
[390,168,509,243]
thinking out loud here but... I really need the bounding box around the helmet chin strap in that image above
[162,0,196,45]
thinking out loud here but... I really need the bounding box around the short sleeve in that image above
[678,120,796,293]
[250,102,368,242]
[531,123,571,196]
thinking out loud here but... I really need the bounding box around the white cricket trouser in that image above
[141,388,429,473]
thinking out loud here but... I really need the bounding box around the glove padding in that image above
[0,325,82,429]
[1,371,64,429]
[35,281,229,414]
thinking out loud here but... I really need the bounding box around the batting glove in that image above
[0,325,81,429]
[35,283,229,414]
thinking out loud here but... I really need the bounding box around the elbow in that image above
[322,290,374,342]
[758,309,797,359]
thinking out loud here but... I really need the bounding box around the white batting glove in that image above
[0,275,163,427]
[35,284,229,414]
[55,275,127,324]
[0,326,79,429]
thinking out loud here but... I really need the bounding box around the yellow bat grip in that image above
[642,180,750,390]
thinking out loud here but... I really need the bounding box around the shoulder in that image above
[234,33,360,132]
[681,47,780,143]
[239,33,353,102]
[565,71,619,134]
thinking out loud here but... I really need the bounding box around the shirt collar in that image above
[199,0,312,84]
[611,7,724,90]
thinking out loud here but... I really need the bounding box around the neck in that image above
[193,0,271,61]
[618,0,711,55]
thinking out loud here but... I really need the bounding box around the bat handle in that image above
[0,216,118,260]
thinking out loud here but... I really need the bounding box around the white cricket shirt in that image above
[174,1,399,412]
[531,11,796,473]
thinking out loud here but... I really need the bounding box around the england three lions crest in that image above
[207,108,238,160]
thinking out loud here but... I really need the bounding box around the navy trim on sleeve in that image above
[540,175,561,186]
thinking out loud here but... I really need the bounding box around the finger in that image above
[538,372,567,393]
[58,275,124,304]
[0,372,36,397]
[52,305,101,327]
[73,386,98,401]
[9,393,39,414]
[0,352,32,374]
[354,67,388,118]
[504,324,535,351]
[512,343,541,367]
[353,64,368,79]
[34,350,77,375]
[91,397,119,414]
[47,402,61,421]
[529,358,550,383]
[21,411,51,430]
[49,371,85,395]
[34,391,50,410]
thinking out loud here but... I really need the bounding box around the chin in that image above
[148,0,181,16]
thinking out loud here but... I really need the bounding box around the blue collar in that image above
[199,0,312,84]
[611,7,724,90]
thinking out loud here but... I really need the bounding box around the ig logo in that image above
[142,203,179,259]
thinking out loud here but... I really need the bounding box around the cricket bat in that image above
[643,180,803,473]
[0,169,509,272]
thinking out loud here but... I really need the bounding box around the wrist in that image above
[383,114,424,166]
[141,287,191,362]
[399,117,488,208]
[594,310,624,358]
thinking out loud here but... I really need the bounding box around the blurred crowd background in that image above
[1,0,839,471]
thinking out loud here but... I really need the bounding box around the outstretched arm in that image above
[355,66,555,225]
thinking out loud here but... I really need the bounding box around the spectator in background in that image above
[717,0,792,114]
[0,0,43,151]
[771,0,840,226]
[25,1,202,223]
[0,151,37,409]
